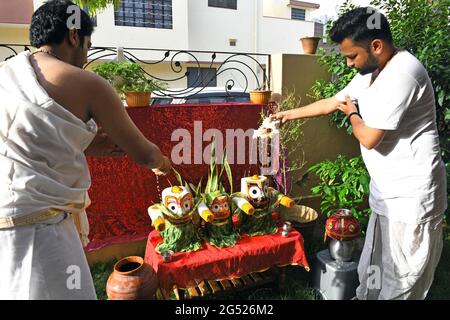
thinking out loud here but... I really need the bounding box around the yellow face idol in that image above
[162,186,193,217]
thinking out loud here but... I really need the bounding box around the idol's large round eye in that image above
[168,204,178,213]
[249,186,261,198]
[223,203,229,210]
[212,204,220,212]
[182,200,191,211]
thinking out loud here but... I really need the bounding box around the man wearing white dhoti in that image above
[270,7,447,300]
[0,0,171,299]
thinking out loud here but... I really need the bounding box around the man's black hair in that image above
[30,0,94,48]
[329,7,393,46]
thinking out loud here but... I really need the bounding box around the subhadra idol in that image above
[238,175,295,236]
[148,186,202,253]
[197,191,254,248]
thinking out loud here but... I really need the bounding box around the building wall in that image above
[90,0,189,62]
[263,0,315,21]
[0,26,29,44]
[0,0,34,25]
[259,16,315,55]
[188,0,256,53]
[0,27,30,61]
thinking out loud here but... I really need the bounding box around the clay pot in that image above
[106,256,158,300]
[300,36,321,54]
[325,209,360,241]
[125,92,151,107]
[249,90,272,104]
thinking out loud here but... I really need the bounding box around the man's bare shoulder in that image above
[60,64,113,96]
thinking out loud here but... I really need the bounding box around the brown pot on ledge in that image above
[106,256,158,300]
[300,37,321,55]
[125,92,151,107]
[249,90,272,104]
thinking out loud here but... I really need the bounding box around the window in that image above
[291,8,305,21]
[208,0,237,10]
[114,0,173,29]
[187,68,217,88]
[314,22,324,37]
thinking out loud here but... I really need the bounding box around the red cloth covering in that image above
[86,103,264,252]
[144,226,310,291]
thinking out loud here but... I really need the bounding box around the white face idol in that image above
[241,175,270,209]
[162,186,194,217]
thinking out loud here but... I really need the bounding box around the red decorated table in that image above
[144,225,310,297]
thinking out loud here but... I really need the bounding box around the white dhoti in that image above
[0,213,97,300]
[356,212,444,300]
[0,52,98,299]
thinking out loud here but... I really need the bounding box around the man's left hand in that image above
[337,95,358,116]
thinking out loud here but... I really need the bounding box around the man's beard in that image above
[358,53,379,75]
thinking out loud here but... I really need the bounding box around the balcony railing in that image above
[1,44,271,99]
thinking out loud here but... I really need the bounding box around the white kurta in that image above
[0,52,97,299]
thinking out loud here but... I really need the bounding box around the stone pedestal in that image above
[312,249,359,300]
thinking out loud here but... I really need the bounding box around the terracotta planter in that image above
[300,37,321,55]
[125,92,151,107]
[106,256,158,300]
[249,90,272,104]
[325,209,360,241]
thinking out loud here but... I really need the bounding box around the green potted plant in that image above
[93,61,165,107]
[306,154,371,232]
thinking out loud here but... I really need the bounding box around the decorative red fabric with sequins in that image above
[85,103,264,252]
[144,226,310,291]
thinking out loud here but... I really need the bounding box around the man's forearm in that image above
[350,116,385,150]
[285,97,339,121]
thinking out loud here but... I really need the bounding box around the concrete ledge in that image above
[86,240,147,267]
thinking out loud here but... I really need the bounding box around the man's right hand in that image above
[152,156,172,176]
[269,111,290,124]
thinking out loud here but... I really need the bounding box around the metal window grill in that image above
[291,8,306,21]
[114,0,173,29]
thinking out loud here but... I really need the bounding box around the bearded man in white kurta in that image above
[271,7,446,300]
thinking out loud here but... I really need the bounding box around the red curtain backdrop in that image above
[86,103,264,251]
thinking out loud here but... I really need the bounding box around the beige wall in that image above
[271,53,361,213]
[86,240,146,267]
[0,26,29,44]
[0,26,30,61]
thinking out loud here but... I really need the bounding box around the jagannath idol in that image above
[148,186,202,253]
[237,174,295,236]
[196,148,255,248]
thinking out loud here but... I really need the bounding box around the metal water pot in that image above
[328,238,357,262]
